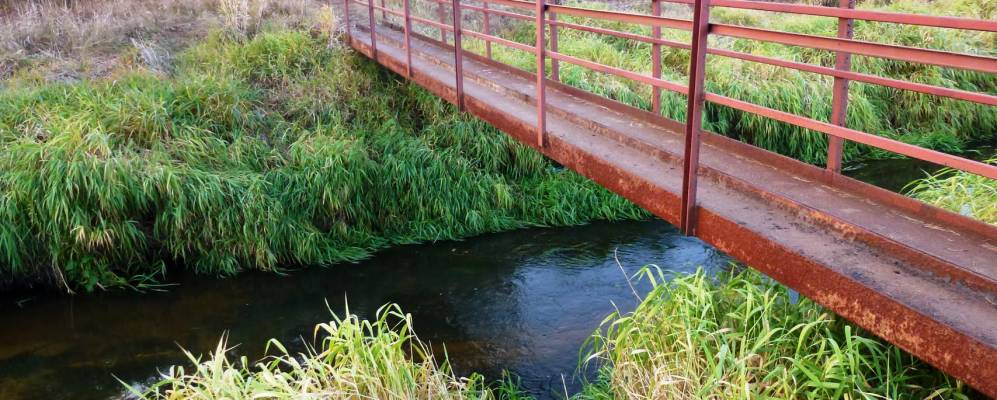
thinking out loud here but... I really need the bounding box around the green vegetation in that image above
[136,304,509,400]
[906,159,996,224]
[460,0,996,164]
[140,269,971,399]
[576,268,969,399]
[0,18,644,291]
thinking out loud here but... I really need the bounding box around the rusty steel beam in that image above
[680,0,710,235]
[826,0,854,173]
[535,0,547,147]
[453,0,465,111]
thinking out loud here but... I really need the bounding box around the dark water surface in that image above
[0,220,729,400]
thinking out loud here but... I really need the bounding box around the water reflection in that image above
[0,219,728,400]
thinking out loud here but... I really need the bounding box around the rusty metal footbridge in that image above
[341,0,997,394]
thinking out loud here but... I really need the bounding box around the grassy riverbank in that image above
[0,3,644,291]
[462,0,995,164]
[141,269,972,399]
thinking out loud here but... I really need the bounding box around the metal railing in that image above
[344,0,997,235]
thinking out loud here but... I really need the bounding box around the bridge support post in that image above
[367,0,377,59]
[680,0,710,236]
[651,0,661,115]
[535,0,548,148]
[826,0,855,173]
[438,0,449,42]
[344,0,351,40]
[483,1,492,59]
[549,0,559,82]
[403,0,413,77]
[453,0,465,111]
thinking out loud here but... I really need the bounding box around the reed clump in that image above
[906,158,996,224]
[463,0,995,165]
[136,304,505,399]
[0,26,645,291]
[575,267,971,399]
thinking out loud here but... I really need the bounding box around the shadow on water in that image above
[0,219,729,400]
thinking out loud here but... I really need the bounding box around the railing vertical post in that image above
[651,0,662,115]
[826,0,855,173]
[380,0,386,19]
[438,1,449,42]
[549,0,560,82]
[453,0,465,111]
[367,0,377,58]
[535,0,547,148]
[344,0,351,40]
[483,1,492,59]
[403,0,413,77]
[680,0,710,236]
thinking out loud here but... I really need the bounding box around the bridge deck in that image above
[348,21,997,395]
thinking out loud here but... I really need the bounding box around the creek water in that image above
[0,220,729,400]
[0,151,988,399]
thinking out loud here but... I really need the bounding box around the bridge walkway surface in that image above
[344,3,997,395]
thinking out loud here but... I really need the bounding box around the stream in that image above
[0,151,989,399]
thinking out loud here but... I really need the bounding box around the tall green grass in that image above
[575,267,971,399]
[134,304,507,399]
[906,158,996,225]
[462,0,995,165]
[0,29,645,291]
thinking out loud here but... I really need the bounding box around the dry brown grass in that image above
[0,0,329,82]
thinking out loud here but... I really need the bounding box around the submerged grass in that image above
[574,267,971,400]
[906,158,997,224]
[460,0,995,165]
[0,25,645,291]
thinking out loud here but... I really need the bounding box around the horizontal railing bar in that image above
[410,13,455,31]
[548,50,689,95]
[463,29,536,52]
[478,0,533,11]
[704,92,997,179]
[546,4,693,31]
[371,3,403,16]
[462,3,532,20]
[711,23,997,74]
[708,47,997,106]
[548,19,692,50]
[666,0,997,32]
